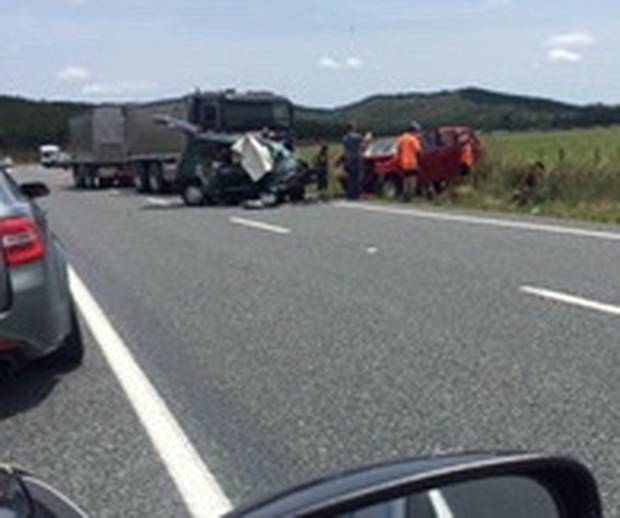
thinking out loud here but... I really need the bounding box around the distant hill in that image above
[295,87,620,139]
[0,96,90,153]
[1,88,620,152]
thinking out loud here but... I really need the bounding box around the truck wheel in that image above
[134,167,149,193]
[73,166,85,189]
[380,177,402,200]
[182,183,205,206]
[84,172,94,190]
[84,167,101,190]
[148,164,164,193]
[48,301,84,367]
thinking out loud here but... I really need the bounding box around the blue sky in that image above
[1,0,618,107]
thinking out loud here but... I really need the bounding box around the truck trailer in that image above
[69,106,127,188]
[69,90,294,192]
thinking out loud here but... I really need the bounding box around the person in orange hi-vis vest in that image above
[397,122,423,201]
[460,136,476,175]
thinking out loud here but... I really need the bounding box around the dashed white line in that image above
[68,267,232,518]
[229,216,291,234]
[336,201,620,242]
[146,197,175,207]
[521,285,620,317]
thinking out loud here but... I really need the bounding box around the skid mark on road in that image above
[521,286,620,317]
[229,216,291,235]
[69,267,232,517]
[337,202,620,242]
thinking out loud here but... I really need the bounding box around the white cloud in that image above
[57,65,90,82]
[547,49,583,63]
[318,56,364,70]
[318,56,341,70]
[345,57,364,69]
[542,32,594,65]
[65,0,87,5]
[81,81,158,96]
[545,32,595,48]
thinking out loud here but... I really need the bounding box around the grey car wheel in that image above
[48,302,84,367]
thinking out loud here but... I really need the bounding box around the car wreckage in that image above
[156,116,316,208]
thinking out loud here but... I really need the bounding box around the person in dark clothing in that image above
[313,143,330,199]
[342,122,370,200]
[282,133,295,152]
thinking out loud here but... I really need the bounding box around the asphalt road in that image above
[3,165,620,517]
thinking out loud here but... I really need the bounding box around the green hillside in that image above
[0,96,89,153]
[295,88,620,139]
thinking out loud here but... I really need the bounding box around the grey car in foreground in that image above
[0,167,83,369]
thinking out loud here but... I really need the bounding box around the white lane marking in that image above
[366,247,379,255]
[429,490,455,518]
[336,201,620,242]
[229,216,291,235]
[146,197,175,207]
[521,286,620,317]
[68,267,232,517]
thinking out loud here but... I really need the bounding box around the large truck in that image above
[69,90,294,192]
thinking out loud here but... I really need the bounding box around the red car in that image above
[360,127,484,198]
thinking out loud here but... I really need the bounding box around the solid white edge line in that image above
[229,216,291,234]
[521,286,620,317]
[335,201,620,242]
[68,267,232,518]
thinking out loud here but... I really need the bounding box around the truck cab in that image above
[190,91,294,141]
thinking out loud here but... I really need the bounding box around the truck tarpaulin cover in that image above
[232,135,274,182]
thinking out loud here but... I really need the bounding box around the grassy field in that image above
[299,126,620,225]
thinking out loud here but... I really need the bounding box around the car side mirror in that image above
[229,453,602,518]
[20,182,50,199]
